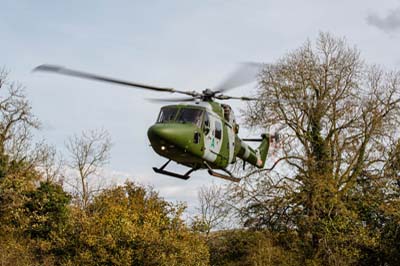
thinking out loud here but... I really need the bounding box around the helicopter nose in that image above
[147,124,177,144]
[147,123,199,152]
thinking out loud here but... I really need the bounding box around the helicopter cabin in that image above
[149,103,238,169]
[156,103,239,134]
[155,103,221,145]
[150,104,214,165]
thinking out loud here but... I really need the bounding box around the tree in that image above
[65,129,111,208]
[24,181,71,264]
[207,230,298,266]
[0,68,41,178]
[192,183,233,235]
[63,182,209,266]
[25,181,71,239]
[0,69,59,236]
[235,33,400,264]
[0,69,71,265]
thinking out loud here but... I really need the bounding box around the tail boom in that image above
[236,134,270,168]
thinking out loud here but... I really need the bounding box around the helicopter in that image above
[34,64,280,182]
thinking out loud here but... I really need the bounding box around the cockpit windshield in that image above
[157,107,178,123]
[157,107,204,126]
[177,108,203,127]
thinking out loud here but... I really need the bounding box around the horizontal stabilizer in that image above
[242,138,263,142]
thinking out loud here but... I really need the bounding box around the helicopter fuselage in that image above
[147,101,269,171]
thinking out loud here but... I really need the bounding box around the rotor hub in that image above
[201,88,217,101]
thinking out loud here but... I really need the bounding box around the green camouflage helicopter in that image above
[34,64,279,182]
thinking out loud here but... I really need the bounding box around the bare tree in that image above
[66,129,111,208]
[34,142,66,183]
[0,69,40,154]
[193,183,234,235]
[0,68,42,177]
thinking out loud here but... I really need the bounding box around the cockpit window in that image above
[177,108,203,127]
[157,107,178,123]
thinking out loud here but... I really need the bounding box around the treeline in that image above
[0,177,209,265]
[3,32,400,266]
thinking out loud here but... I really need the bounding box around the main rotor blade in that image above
[33,64,200,97]
[215,95,258,101]
[216,94,317,103]
[214,62,263,93]
[146,97,195,103]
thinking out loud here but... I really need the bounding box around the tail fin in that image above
[256,134,270,168]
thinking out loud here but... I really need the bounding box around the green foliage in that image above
[1,174,210,265]
[0,235,38,266]
[24,181,71,264]
[208,230,299,266]
[60,182,209,266]
[0,170,43,265]
[25,181,71,239]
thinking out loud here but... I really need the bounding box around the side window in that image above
[215,121,222,139]
[222,104,230,121]
[203,112,210,135]
[194,132,200,144]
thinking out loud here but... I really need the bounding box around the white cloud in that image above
[366,7,400,33]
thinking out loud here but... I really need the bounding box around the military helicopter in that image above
[34,64,279,182]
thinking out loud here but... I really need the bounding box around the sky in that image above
[1,0,400,210]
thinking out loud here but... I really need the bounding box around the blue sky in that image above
[1,0,400,207]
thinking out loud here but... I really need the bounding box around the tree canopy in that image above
[231,32,400,265]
